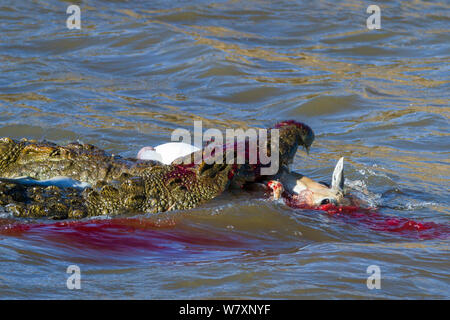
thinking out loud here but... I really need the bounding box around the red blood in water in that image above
[284,198,449,239]
[0,215,247,255]
[1,195,448,245]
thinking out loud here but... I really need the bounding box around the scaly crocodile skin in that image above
[0,121,314,219]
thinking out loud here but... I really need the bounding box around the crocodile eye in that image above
[320,198,330,205]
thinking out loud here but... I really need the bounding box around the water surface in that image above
[0,0,449,299]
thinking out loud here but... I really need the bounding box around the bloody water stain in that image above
[0,216,245,254]
[283,197,450,240]
[1,196,448,254]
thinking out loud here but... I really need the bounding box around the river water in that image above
[0,0,449,299]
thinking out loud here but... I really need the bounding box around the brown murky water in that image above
[0,0,449,299]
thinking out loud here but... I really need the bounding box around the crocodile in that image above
[0,120,315,219]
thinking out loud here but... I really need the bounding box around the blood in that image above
[164,164,197,190]
[274,120,311,132]
[0,216,244,254]
[0,189,447,251]
[284,198,449,240]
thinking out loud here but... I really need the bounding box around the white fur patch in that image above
[293,181,307,194]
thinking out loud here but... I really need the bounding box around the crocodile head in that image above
[274,120,315,170]
[172,119,315,184]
